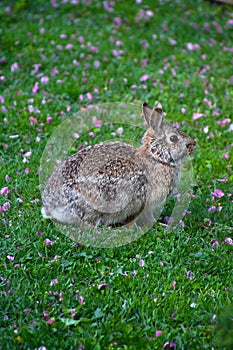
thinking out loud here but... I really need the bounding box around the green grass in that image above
[0,0,233,349]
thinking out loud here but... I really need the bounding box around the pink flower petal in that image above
[0,187,10,195]
[0,202,11,211]
[163,342,170,349]
[192,113,204,120]
[32,82,39,94]
[41,76,49,84]
[156,330,163,337]
[46,116,53,123]
[212,189,224,199]
[7,255,14,261]
[50,279,59,286]
[44,238,55,246]
[212,240,219,248]
[48,318,55,324]
[113,17,122,25]
[224,237,233,245]
[203,98,212,107]
[140,59,148,67]
[98,283,107,290]
[79,296,84,304]
[66,44,73,50]
[11,62,20,72]
[140,74,149,82]
[139,259,145,267]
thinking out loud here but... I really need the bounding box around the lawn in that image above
[0,0,233,349]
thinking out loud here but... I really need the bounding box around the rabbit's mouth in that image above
[186,140,196,155]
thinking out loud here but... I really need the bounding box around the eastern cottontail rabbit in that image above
[41,102,195,229]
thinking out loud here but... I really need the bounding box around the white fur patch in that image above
[41,206,51,219]
[42,204,76,225]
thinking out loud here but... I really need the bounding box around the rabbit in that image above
[41,102,195,229]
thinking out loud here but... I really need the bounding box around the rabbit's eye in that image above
[170,135,179,143]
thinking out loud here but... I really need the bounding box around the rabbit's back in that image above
[42,141,148,227]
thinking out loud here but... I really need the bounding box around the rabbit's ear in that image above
[142,102,163,134]
[142,102,153,125]
[150,107,163,135]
